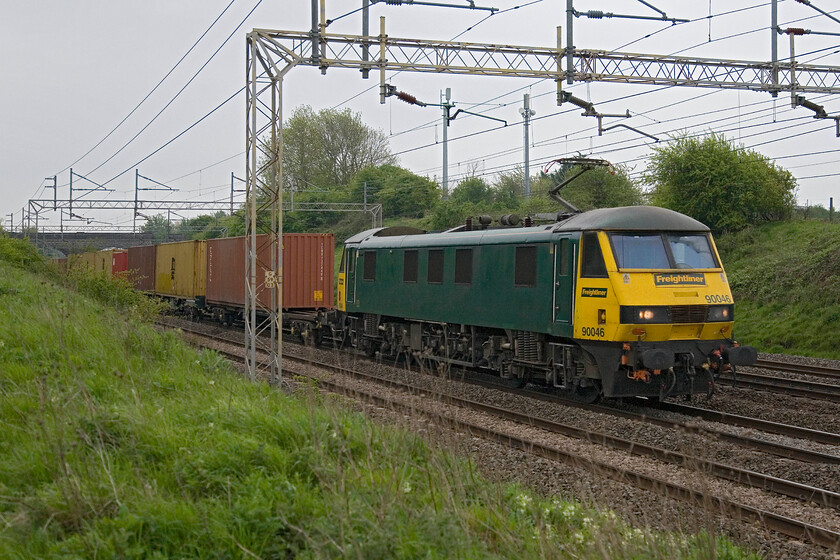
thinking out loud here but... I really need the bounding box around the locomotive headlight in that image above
[706,305,734,322]
[620,306,670,324]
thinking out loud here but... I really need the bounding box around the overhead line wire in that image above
[83,0,262,180]
[53,0,238,177]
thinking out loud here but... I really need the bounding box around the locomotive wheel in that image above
[572,382,601,404]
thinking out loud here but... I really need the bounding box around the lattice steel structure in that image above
[246,11,840,383]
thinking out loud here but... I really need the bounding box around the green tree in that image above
[450,177,494,205]
[283,105,396,190]
[644,133,796,232]
[348,165,440,218]
[176,211,232,239]
[140,214,171,243]
[492,169,524,209]
[538,164,644,210]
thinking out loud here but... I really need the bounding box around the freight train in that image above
[62,206,756,402]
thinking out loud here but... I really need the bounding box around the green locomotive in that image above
[337,206,756,401]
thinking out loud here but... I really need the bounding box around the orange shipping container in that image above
[206,234,334,310]
[155,240,206,300]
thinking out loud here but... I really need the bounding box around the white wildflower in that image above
[402,481,412,494]
[515,493,532,513]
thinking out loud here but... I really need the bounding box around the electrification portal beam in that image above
[249,27,840,93]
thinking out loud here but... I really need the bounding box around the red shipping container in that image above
[112,250,127,275]
[127,245,156,292]
[206,234,334,310]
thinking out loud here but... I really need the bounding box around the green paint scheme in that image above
[344,225,578,339]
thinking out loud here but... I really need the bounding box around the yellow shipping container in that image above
[94,250,114,277]
[69,251,97,272]
[155,240,207,299]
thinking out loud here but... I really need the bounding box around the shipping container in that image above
[91,249,126,278]
[69,251,97,272]
[155,240,207,300]
[112,250,127,276]
[206,233,334,310]
[127,245,156,291]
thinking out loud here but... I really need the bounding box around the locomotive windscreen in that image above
[609,233,718,270]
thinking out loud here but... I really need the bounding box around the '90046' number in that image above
[581,326,605,338]
[704,294,732,304]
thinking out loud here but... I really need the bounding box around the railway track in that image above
[165,320,840,552]
[754,357,840,381]
[454,374,840,464]
[718,369,840,403]
[648,400,840,448]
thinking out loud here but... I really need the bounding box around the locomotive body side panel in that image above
[349,231,562,335]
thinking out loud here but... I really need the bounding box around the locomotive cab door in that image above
[553,237,575,323]
[345,247,357,307]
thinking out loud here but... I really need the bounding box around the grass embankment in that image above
[0,237,756,558]
[717,220,840,358]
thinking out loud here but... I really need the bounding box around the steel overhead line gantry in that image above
[24,199,381,231]
[245,9,840,384]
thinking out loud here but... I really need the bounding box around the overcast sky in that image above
[2,0,839,231]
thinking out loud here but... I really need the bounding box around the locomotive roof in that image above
[554,206,710,232]
[346,206,709,249]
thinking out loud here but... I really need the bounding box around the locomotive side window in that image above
[558,238,569,276]
[454,248,473,285]
[514,245,537,287]
[427,249,444,284]
[581,233,608,278]
[403,250,418,283]
[363,251,376,281]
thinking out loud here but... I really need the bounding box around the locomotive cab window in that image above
[580,233,608,278]
[608,233,719,270]
[514,245,537,287]
[363,251,376,281]
[403,250,418,283]
[427,249,444,284]
[454,248,473,285]
[667,234,718,269]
